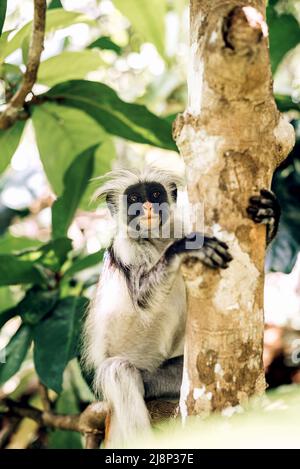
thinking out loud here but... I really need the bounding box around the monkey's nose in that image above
[143,201,153,211]
[143,201,153,218]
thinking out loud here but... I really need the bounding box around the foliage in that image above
[0,0,299,449]
[267,0,300,73]
[0,0,7,37]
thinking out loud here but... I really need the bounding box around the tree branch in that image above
[0,0,47,130]
[38,382,51,412]
[1,398,178,448]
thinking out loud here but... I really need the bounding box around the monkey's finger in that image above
[249,196,274,208]
[205,237,229,250]
[215,247,233,262]
[202,246,231,267]
[200,256,229,269]
[205,240,233,261]
[247,206,258,215]
[260,189,276,201]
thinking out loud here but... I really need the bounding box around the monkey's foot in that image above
[247,189,280,244]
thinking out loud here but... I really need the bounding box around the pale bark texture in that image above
[173,0,295,417]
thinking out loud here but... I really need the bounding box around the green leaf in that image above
[44,80,177,151]
[0,286,16,313]
[267,5,300,73]
[38,50,103,87]
[38,238,73,271]
[88,36,122,55]
[0,30,10,62]
[32,102,107,195]
[48,381,83,449]
[0,324,33,385]
[0,120,25,174]
[18,287,59,326]
[48,0,63,9]
[113,0,166,58]
[0,234,41,254]
[0,62,23,84]
[0,255,44,286]
[63,250,104,279]
[33,296,89,393]
[275,94,300,113]
[80,135,114,209]
[3,10,96,60]
[48,363,84,449]
[52,146,96,239]
[0,0,7,36]
[0,306,17,329]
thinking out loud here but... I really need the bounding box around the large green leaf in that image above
[2,10,96,60]
[18,287,59,326]
[267,4,300,73]
[0,234,41,254]
[0,286,16,314]
[52,146,96,239]
[0,324,33,385]
[63,250,104,279]
[0,306,17,329]
[0,120,25,174]
[0,0,7,36]
[32,102,108,194]
[0,287,58,329]
[80,135,114,209]
[38,50,103,87]
[113,0,166,58]
[0,255,44,286]
[33,296,89,393]
[44,80,177,151]
[38,238,73,271]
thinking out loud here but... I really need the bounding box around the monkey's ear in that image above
[170,183,178,202]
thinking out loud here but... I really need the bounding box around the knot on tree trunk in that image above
[223,6,267,54]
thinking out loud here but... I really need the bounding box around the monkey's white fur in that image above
[82,167,187,447]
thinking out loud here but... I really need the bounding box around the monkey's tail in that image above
[95,357,152,448]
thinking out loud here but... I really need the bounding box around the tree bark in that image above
[173,0,295,418]
[0,0,46,130]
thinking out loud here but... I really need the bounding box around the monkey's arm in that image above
[133,234,232,309]
[247,189,281,245]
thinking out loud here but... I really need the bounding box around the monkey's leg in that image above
[95,357,151,448]
[247,189,281,245]
[141,356,183,400]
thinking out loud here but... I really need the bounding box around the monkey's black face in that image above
[123,182,175,236]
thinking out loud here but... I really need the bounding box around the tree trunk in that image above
[173,0,295,418]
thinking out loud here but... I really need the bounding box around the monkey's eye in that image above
[128,193,138,203]
[152,191,161,199]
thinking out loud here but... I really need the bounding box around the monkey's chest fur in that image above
[86,265,186,372]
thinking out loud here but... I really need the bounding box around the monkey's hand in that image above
[166,232,233,269]
[247,189,281,245]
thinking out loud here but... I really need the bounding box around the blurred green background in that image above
[0,0,300,449]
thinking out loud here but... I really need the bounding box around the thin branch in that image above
[0,416,20,448]
[1,398,178,448]
[38,382,51,412]
[1,399,107,435]
[0,0,47,130]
